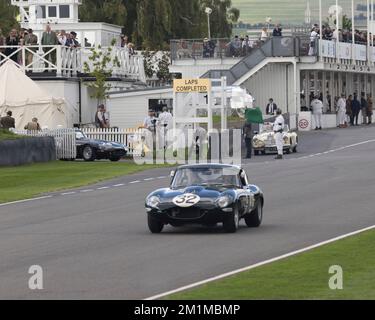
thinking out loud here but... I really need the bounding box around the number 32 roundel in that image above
[173,194,201,208]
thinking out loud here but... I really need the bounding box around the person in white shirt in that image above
[311,96,324,130]
[273,109,285,160]
[142,110,158,132]
[158,107,173,149]
[309,27,319,56]
[58,30,67,46]
[337,94,347,128]
[260,28,268,43]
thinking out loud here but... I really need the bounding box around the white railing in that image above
[319,40,375,66]
[14,128,77,160]
[82,128,146,157]
[0,45,146,82]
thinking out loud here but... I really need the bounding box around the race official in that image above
[273,109,285,160]
[337,94,347,128]
[311,96,323,130]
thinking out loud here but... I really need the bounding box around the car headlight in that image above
[253,139,265,147]
[147,196,160,208]
[217,195,233,209]
[283,137,290,144]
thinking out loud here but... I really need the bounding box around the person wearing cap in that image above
[273,109,285,160]
[24,28,38,68]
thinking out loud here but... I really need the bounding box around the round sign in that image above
[173,194,201,208]
[299,119,309,129]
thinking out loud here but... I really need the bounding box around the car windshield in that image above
[260,123,289,133]
[75,131,87,140]
[172,167,241,189]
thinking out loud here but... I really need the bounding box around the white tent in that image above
[0,61,69,130]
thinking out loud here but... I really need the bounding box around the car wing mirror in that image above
[170,171,175,178]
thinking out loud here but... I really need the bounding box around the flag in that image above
[245,107,264,124]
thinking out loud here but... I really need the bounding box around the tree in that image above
[0,0,17,34]
[83,39,120,105]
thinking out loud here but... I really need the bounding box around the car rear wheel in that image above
[148,214,164,233]
[245,201,263,228]
[223,205,240,233]
[82,146,96,162]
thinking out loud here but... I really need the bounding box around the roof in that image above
[177,163,242,170]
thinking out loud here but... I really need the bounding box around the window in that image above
[59,5,70,18]
[48,6,57,18]
[36,6,46,19]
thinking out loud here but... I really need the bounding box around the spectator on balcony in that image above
[273,25,282,37]
[128,43,135,55]
[5,29,19,63]
[308,26,319,56]
[260,28,269,43]
[242,35,252,56]
[0,28,5,62]
[203,38,215,58]
[24,29,38,68]
[58,30,68,46]
[68,32,80,48]
[41,25,59,70]
[229,36,241,57]
[120,34,129,48]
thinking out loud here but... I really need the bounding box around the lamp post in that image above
[205,7,212,39]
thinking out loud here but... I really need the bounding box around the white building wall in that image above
[242,63,296,115]
[107,89,173,129]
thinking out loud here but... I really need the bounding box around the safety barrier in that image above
[14,128,76,160]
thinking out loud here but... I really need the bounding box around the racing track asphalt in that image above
[0,125,375,299]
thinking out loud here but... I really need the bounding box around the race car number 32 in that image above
[173,194,201,208]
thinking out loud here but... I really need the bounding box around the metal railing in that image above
[0,45,146,81]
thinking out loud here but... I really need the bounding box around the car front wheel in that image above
[223,205,240,233]
[148,214,164,233]
[245,201,263,228]
[82,146,96,162]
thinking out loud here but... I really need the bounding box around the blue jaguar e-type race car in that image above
[145,164,264,233]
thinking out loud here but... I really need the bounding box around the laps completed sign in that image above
[173,79,211,93]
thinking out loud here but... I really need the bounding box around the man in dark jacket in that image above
[273,25,282,37]
[0,111,15,130]
[243,122,253,159]
[351,93,361,126]
[360,92,368,125]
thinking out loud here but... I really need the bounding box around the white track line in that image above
[113,184,125,187]
[0,196,53,207]
[61,192,76,196]
[97,187,110,190]
[129,181,141,184]
[145,224,375,300]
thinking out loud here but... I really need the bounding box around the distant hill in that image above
[232,0,367,25]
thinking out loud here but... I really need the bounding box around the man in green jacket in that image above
[41,24,59,71]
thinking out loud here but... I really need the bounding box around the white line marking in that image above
[97,187,110,190]
[144,178,155,181]
[113,184,125,187]
[158,176,167,179]
[61,192,76,196]
[80,189,94,193]
[129,181,141,184]
[145,224,375,300]
[0,196,53,207]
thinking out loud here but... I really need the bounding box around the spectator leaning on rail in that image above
[309,26,319,56]
[0,111,15,130]
[24,29,38,68]
[273,25,282,37]
[5,29,19,63]
[41,24,59,70]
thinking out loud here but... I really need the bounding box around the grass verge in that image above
[0,161,169,203]
[166,229,375,300]
[0,129,26,141]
